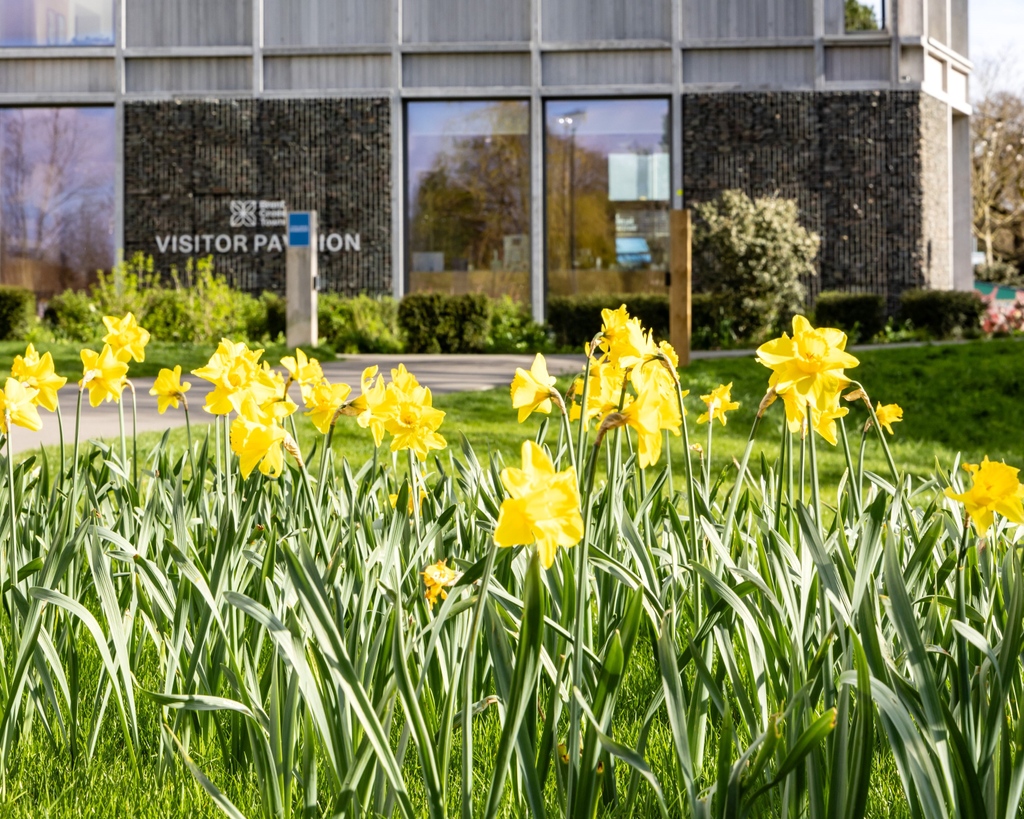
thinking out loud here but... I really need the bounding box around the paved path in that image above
[12,338,1004,454]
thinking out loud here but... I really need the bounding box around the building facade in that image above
[0,0,971,320]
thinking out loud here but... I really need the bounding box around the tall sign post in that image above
[286,211,318,348]
[669,209,692,367]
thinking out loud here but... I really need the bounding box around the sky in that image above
[970,0,1024,94]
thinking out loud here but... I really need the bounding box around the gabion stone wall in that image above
[920,93,951,290]
[124,98,391,295]
[683,90,930,311]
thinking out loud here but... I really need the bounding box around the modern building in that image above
[0,0,971,320]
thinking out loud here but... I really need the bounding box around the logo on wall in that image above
[155,200,361,256]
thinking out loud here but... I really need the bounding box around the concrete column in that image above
[286,211,318,348]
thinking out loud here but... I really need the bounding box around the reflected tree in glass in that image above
[407,101,530,302]
[0,108,116,298]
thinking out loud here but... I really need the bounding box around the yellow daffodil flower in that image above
[229,396,289,479]
[569,360,628,429]
[102,312,150,363]
[619,384,672,469]
[510,353,557,422]
[875,403,903,435]
[355,366,388,446]
[149,366,191,414]
[599,305,655,370]
[810,400,849,446]
[12,343,66,412]
[304,380,353,435]
[630,355,684,433]
[80,344,128,407]
[281,349,324,401]
[422,560,458,608]
[391,363,421,394]
[192,339,278,415]
[0,378,42,434]
[494,440,583,569]
[756,316,859,441]
[697,383,740,426]
[945,457,1024,535]
[381,382,446,461]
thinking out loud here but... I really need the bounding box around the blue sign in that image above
[288,212,311,248]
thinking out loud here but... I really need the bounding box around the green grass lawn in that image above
[15,338,1024,499]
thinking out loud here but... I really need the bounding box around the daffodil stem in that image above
[183,404,196,481]
[128,381,138,487]
[574,337,600,478]
[558,403,575,471]
[838,418,860,516]
[461,536,500,819]
[567,439,600,811]
[55,398,65,486]
[6,417,18,602]
[317,425,335,506]
[674,379,699,559]
[807,402,822,532]
[117,392,127,474]
[722,410,765,548]
[704,415,713,495]
[855,382,900,485]
[407,449,421,541]
[799,426,807,505]
[297,459,330,560]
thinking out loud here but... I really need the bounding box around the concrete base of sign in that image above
[286,212,318,348]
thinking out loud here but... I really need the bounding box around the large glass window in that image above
[0,0,113,46]
[0,107,116,300]
[406,101,530,302]
[545,99,670,298]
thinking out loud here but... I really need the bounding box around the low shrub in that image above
[486,297,552,354]
[899,289,985,338]
[399,293,490,353]
[546,294,669,349]
[44,289,100,342]
[975,260,1024,288]
[0,286,35,341]
[259,291,287,340]
[693,189,819,340]
[319,293,403,354]
[813,291,886,343]
[546,292,737,351]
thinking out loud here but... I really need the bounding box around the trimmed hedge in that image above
[899,289,984,339]
[0,286,35,341]
[546,292,730,350]
[813,291,885,342]
[398,293,491,353]
[319,293,403,354]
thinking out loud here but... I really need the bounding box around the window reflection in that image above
[407,101,531,302]
[545,99,670,298]
[0,0,114,46]
[0,108,116,299]
[844,0,884,32]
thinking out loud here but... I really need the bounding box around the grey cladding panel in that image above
[402,53,530,87]
[683,48,814,86]
[0,58,116,93]
[404,0,529,42]
[825,47,890,82]
[682,0,814,38]
[126,57,253,93]
[542,51,672,85]
[127,0,252,47]
[263,0,391,46]
[542,0,671,42]
[264,56,391,90]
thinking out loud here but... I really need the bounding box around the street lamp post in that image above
[558,113,583,278]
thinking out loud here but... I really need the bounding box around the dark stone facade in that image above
[682,91,930,311]
[124,98,391,295]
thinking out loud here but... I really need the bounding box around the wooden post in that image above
[670,209,692,366]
